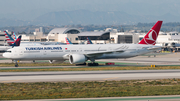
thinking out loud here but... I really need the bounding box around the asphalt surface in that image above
[1,52,180,66]
[7,95,180,101]
[1,70,180,83]
[1,53,180,100]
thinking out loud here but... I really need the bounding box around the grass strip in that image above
[0,63,75,67]
[0,78,180,100]
[1,66,180,72]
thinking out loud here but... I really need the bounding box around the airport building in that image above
[47,28,81,44]
[21,28,81,44]
[5,27,180,52]
[21,28,112,44]
[139,31,180,46]
[110,32,139,44]
[77,31,110,44]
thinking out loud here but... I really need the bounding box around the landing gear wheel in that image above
[15,64,18,67]
[14,60,18,67]
[88,63,99,66]
[76,63,87,66]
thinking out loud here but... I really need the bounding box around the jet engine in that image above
[69,54,87,64]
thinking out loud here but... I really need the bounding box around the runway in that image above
[98,53,180,65]
[1,70,180,83]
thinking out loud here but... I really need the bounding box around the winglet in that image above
[138,21,163,45]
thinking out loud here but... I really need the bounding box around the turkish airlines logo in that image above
[144,29,157,45]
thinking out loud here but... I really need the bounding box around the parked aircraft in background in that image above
[0,35,22,52]
[65,37,73,44]
[66,37,93,44]
[3,21,163,67]
[87,37,93,44]
[0,31,22,52]
[13,32,17,40]
[4,31,15,46]
[5,31,66,46]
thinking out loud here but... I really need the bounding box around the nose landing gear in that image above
[13,60,19,67]
[15,63,18,67]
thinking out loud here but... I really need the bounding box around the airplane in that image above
[49,37,90,63]
[0,31,22,52]
[5,31,66,46]
[3,21,163,67]
[4,31,15,46]
[0,35,22,52]
[65,37,73,44]
[13,32,17,40]
[66,37,92,44]
[87,37,93,44]
[49,37,73,63]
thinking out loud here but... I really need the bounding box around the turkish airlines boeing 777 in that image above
[3,21,163,67]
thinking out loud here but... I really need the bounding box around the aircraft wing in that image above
[62,50,124,59]
[84,50,124,57]
[147,46,163,50]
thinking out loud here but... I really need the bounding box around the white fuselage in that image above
[3,44,160,61]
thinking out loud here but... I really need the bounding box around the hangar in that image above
[47,28,81,44]
[48,28,81,34]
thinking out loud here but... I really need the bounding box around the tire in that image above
[15,64,18,67]
[76,63,86,66]
[88,63,99,66]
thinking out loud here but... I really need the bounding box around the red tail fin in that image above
[65,37,70,44]
[138,21,163,45]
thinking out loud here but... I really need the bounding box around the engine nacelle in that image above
[69,54,87,64]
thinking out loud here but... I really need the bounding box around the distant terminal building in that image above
[19,26,180,51]
[47,28,81,44]
[110,32,139,44]
[77,31,110,44]
[39,27,44,33]
[21,28,81,44]
[21,27,139,45]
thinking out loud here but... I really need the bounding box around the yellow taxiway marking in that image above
[1,79,22,83]
[103,77,119,80]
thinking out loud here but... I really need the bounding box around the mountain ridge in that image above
[0,10,180,27]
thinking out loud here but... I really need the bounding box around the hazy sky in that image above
[1,0,180,24]
[1,0,180,16]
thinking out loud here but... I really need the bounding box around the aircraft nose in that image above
[3,52,11,58]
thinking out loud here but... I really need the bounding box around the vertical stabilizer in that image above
[138,21,163,45]
[87,37,93,44]
[12,35,21,47]
[4,31,15,46]
[65,37,72,44]
[13,32,17,40]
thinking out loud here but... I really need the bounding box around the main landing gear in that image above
[76,62,87,66]
[88,58,99,66]
[88,63,99,66]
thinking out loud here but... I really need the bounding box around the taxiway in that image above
[1,70,180,83]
